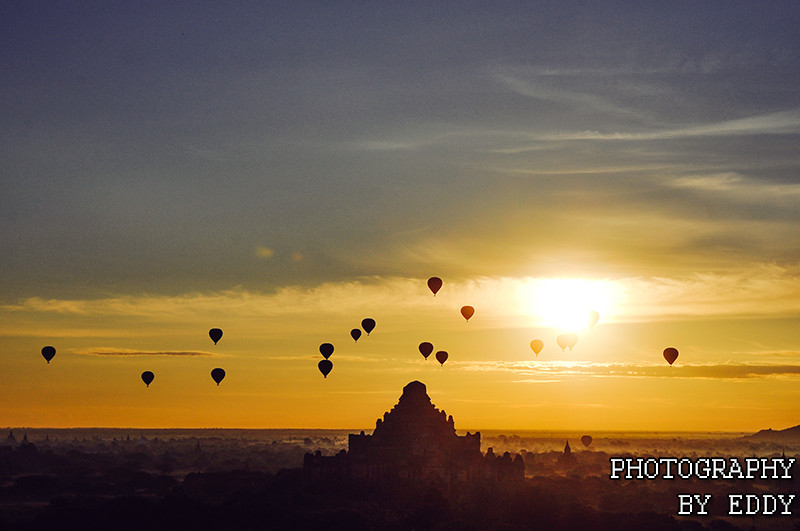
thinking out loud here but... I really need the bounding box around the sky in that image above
[2,1,800,431]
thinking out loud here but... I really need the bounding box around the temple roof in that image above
[365,381,462,453]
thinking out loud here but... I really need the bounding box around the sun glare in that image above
[520,278,620,333]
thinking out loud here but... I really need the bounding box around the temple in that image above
[304,381,524,482]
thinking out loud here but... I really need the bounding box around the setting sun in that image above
[520,278,621,333]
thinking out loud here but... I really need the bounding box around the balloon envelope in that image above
[319,343,334,359]
[350,328,362,342]
[418,342,434,359]
[530,339,544,356]
[663,347,679,365]
[460,305,475,321]
[427,277,443,296]
[211,368,226,386]
[41,346,56,364]
[318,359,333,378]
[589,311,600,329]
[209,328,223,345]
[361,318,376,335]
[581,435,593,448]
[435,350,448,365]
[141,371,154,387]
[556,333,579,351]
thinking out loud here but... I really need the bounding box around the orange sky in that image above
[3,273,800,431]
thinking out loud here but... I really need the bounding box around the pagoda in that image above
[304,381,524,482]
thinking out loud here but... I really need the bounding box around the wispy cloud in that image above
[497,74,648,121]
[74,348,217,357]
[4,266,800,333]
[456,360,800,380]
[667,172,800,201]
[536,109,800,142]
[487,109,800,156]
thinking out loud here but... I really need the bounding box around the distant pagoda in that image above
[304,381,524,482]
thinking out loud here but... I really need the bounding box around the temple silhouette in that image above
[304,381,524,482]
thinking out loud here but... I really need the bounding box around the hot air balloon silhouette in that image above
[530,339,544,356]
[41,346,56,364]
[318,359,333,378]
[361,318,376,335]
[588,311,600,329]
[418,342,434,360]
[319,343,334,360]
[581,435,593,448]
[556,333,578,351]
[209,328,223,345]
[350,328,362,342]
[211,368,226,386]
[435,351,448,365]
[427,277,443,296]
[663,347,679,366]
[141,371,154,387]
[460,306,475,321]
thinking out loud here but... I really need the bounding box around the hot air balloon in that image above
[350,328,362,342]
[419,342,434,360]
[530,339,544,357]
[41,346,56,364]
[556,333,578,351]
[581,435,593,448]
[361,318,376,335]
[211,368,226,386]
[319,343,334,359]
[663,347,679,366]
[141,371,154,387]
[318,359,333,378]
[460,306,475,321]
[209,328,223,345]
[589,311,600,329]
[435,350,448,365]
[427,277,443,296]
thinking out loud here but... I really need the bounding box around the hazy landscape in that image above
[1,427,797,530]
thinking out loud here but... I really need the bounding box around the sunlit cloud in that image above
[74,348,217,357]
[667,173,800,201]
[456,360,800,380]
[618,264,800,320]
[4,265,800,336]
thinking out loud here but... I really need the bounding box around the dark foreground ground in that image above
[0,432,797,530]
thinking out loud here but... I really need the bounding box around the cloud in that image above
[667,173,800,202]
[497,74,647,121]
[4,265,800,333]
[618,264,800,321]
[535,109,800,142]
[456,360,800,380]
[74,348,217,357]
[484,109,800,156]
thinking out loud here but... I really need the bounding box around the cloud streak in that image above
[532,110,800,143]
[456,360,800,381]
[74,348,217,357]
[4,265,800,333]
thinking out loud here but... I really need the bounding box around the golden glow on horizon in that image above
[2,271,800,431]
[520,278,621,333]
